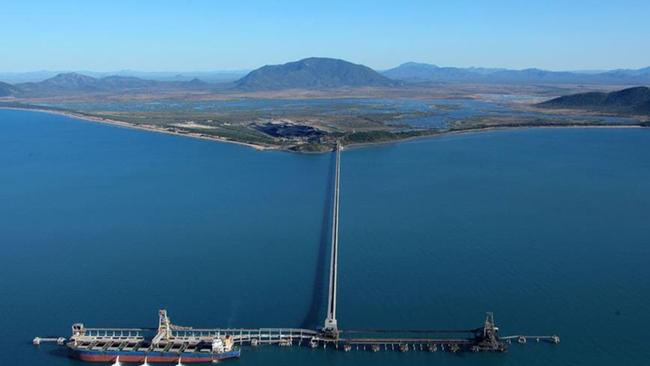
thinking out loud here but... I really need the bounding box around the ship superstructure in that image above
[66,310,240,363]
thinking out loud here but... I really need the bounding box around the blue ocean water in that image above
[1,109,649,365]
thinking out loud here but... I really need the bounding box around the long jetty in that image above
[34,142,559,355]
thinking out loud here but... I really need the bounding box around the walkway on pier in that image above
[323,143,341,335]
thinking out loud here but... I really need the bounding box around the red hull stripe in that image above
[75,352,240,363]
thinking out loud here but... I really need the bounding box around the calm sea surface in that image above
[1,109,649,365]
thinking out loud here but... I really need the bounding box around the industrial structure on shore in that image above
[33,143,559,363]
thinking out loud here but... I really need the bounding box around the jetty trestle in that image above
[36,309,558,354]
[33,142,560,359]
[323,142,342,338]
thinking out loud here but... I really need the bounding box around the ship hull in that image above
[69,348,241,363]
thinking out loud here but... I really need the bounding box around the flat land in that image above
[1,83,647,152]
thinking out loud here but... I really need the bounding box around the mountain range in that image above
[235,57,397,90]
[1,58,650,97]
[538,86,650,114]
[383,62,650,85]
[0,70,247,83]
[11,73,209,97]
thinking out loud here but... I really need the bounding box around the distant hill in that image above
[14,73,209,96]
[0,70,248,83]
[18,73,102,93]
[383,62,507,82]
[235,57,398,90]
[0,81,19,97]
[636,100,650,114]
[382,62,442,81]
[538,86,650,114]
[96,75,159,89]
[383,62,650,85]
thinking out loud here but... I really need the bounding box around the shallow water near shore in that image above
[1,109,649,365]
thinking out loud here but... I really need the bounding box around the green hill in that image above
[538,86,650,115]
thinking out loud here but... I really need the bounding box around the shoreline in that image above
[343,124,644,152]
[1,106,644,154]
[0,106,272,151]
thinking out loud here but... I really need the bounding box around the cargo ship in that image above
[66,310,240,363]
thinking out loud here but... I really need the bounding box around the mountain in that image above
[0,70,249,83]
[17,73,103,95]
[382,62,441,81]
[383,62,507,82]
[20,72,101,93]
[0,81,19,97]
[383,62,650,85]
[235,57,398,90]
[636,100,650,114]
[97,75,159,89]
[538,86,650,114]
[14,73,210,96]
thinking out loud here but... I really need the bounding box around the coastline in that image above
[1,106,644,154]
[0,106,272,151]
[343,124,644,152]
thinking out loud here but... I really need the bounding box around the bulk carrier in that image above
[64,310,240,363]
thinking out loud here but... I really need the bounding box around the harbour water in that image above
[1,109,649,365]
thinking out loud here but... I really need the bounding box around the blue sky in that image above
[1,0,648,72]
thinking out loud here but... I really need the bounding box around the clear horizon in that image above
[1,61,649,75]
[1,0,649,73]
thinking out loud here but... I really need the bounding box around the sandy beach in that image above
[0,106,271,151]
